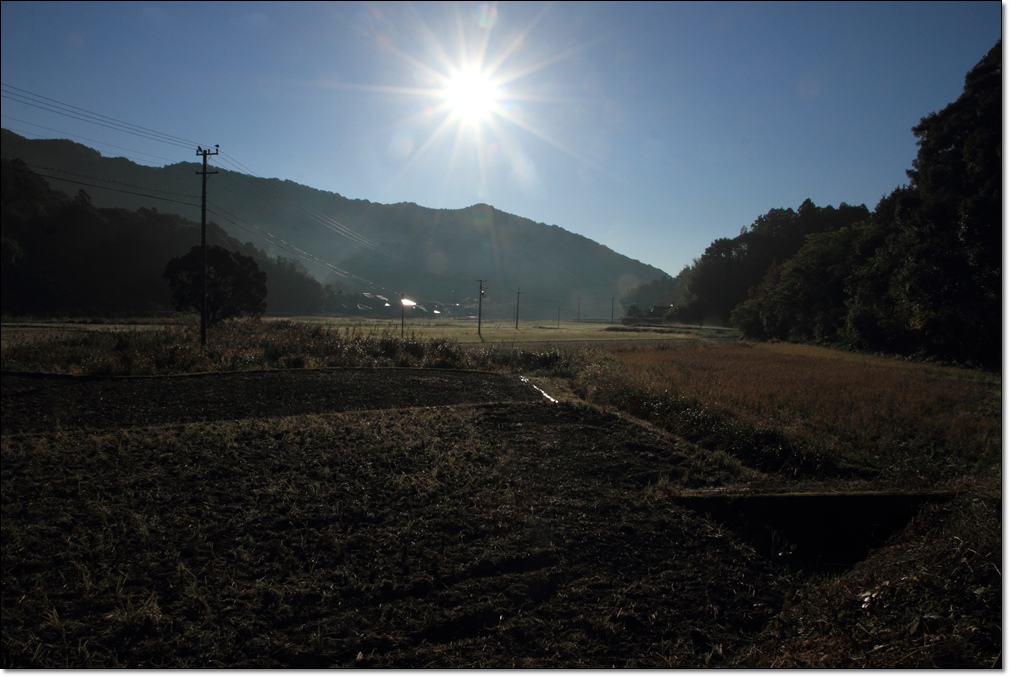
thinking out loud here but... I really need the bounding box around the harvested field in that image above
[1,367,1001,668]
[0,369,544,434]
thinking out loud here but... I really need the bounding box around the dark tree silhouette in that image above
[670,201,869,326]
[163,245,267,325]
[731,41,1000,367]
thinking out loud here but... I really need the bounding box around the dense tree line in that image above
[735,41,1000,367]
[675,199,871,326]
[628,41,1000,368]
[619,200,869,324]
[0,159,327,316]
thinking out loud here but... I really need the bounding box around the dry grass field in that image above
[577,341,1000,485]
[1,318,1001,668]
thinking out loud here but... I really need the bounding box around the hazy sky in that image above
[0,1,1000,278]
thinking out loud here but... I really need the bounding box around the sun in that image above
[442,67,500,127]
[334,3,610,200]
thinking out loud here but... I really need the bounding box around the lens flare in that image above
[328,3,610,203]
[443,67,500,126]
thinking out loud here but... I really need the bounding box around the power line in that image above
[5,162,200,208]
[0,89,477,305]
[7,158,326,270]
[9,150,399,297]
[4,116,394,292]
[20,161,625,314]
[205,202,392,293]
[1,116,182,165]
[2,87,400,277]
[214,152,397,259]
[6,159,396,300]
[1,83,207,150]
[13,161,198,200]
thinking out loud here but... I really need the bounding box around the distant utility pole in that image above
[197,145,219,348]
[611,297,615,324]
[477,279,485,339]
[515,287,522,330]
[577,297,581,323]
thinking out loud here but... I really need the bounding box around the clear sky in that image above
[0,1,1001,278]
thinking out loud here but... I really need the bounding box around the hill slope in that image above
[1,130,667,319]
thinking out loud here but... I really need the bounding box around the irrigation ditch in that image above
[672,490,958,573]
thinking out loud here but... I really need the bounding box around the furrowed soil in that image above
[1,368,1000,668]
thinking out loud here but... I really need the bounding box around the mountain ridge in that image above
[1,130,668,319]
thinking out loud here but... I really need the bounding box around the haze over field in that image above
[0,1,999,278]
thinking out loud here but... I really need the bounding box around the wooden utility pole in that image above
[197,145,219,347]
[476,280,485,339]
[515,287,522,330]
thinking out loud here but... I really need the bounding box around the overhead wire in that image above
[1,83,208,150]
[1,86,403,295]
[3,85,616,311]
[208,154,405,292]
[8,154,393,293]
[1,116,182,166]
[214,151,399,260]
[205,200,397,293]
[13,161,199,200]
[5,162,200,208]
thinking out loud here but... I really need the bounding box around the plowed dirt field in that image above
[1,368,998,668]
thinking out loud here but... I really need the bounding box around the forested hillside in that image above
[1,159,327,316]
[623,40,1000,369]
[0,130,667,321]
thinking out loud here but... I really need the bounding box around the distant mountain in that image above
[1,130,668,320]
[1,156,328,317]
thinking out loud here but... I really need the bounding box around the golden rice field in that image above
[590,341,1000,486]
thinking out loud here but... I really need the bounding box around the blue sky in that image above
[0,1,1000,278]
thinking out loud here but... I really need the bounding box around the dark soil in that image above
[0,368,544,434]
[1,368,1000,668]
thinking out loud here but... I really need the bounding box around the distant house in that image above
[622,303,672,325]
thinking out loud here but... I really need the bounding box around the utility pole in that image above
[577,297,581,323]
[197,145,219,348]
[611,297,615,324]
[477,280,485,339]
[515,287,522,330]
